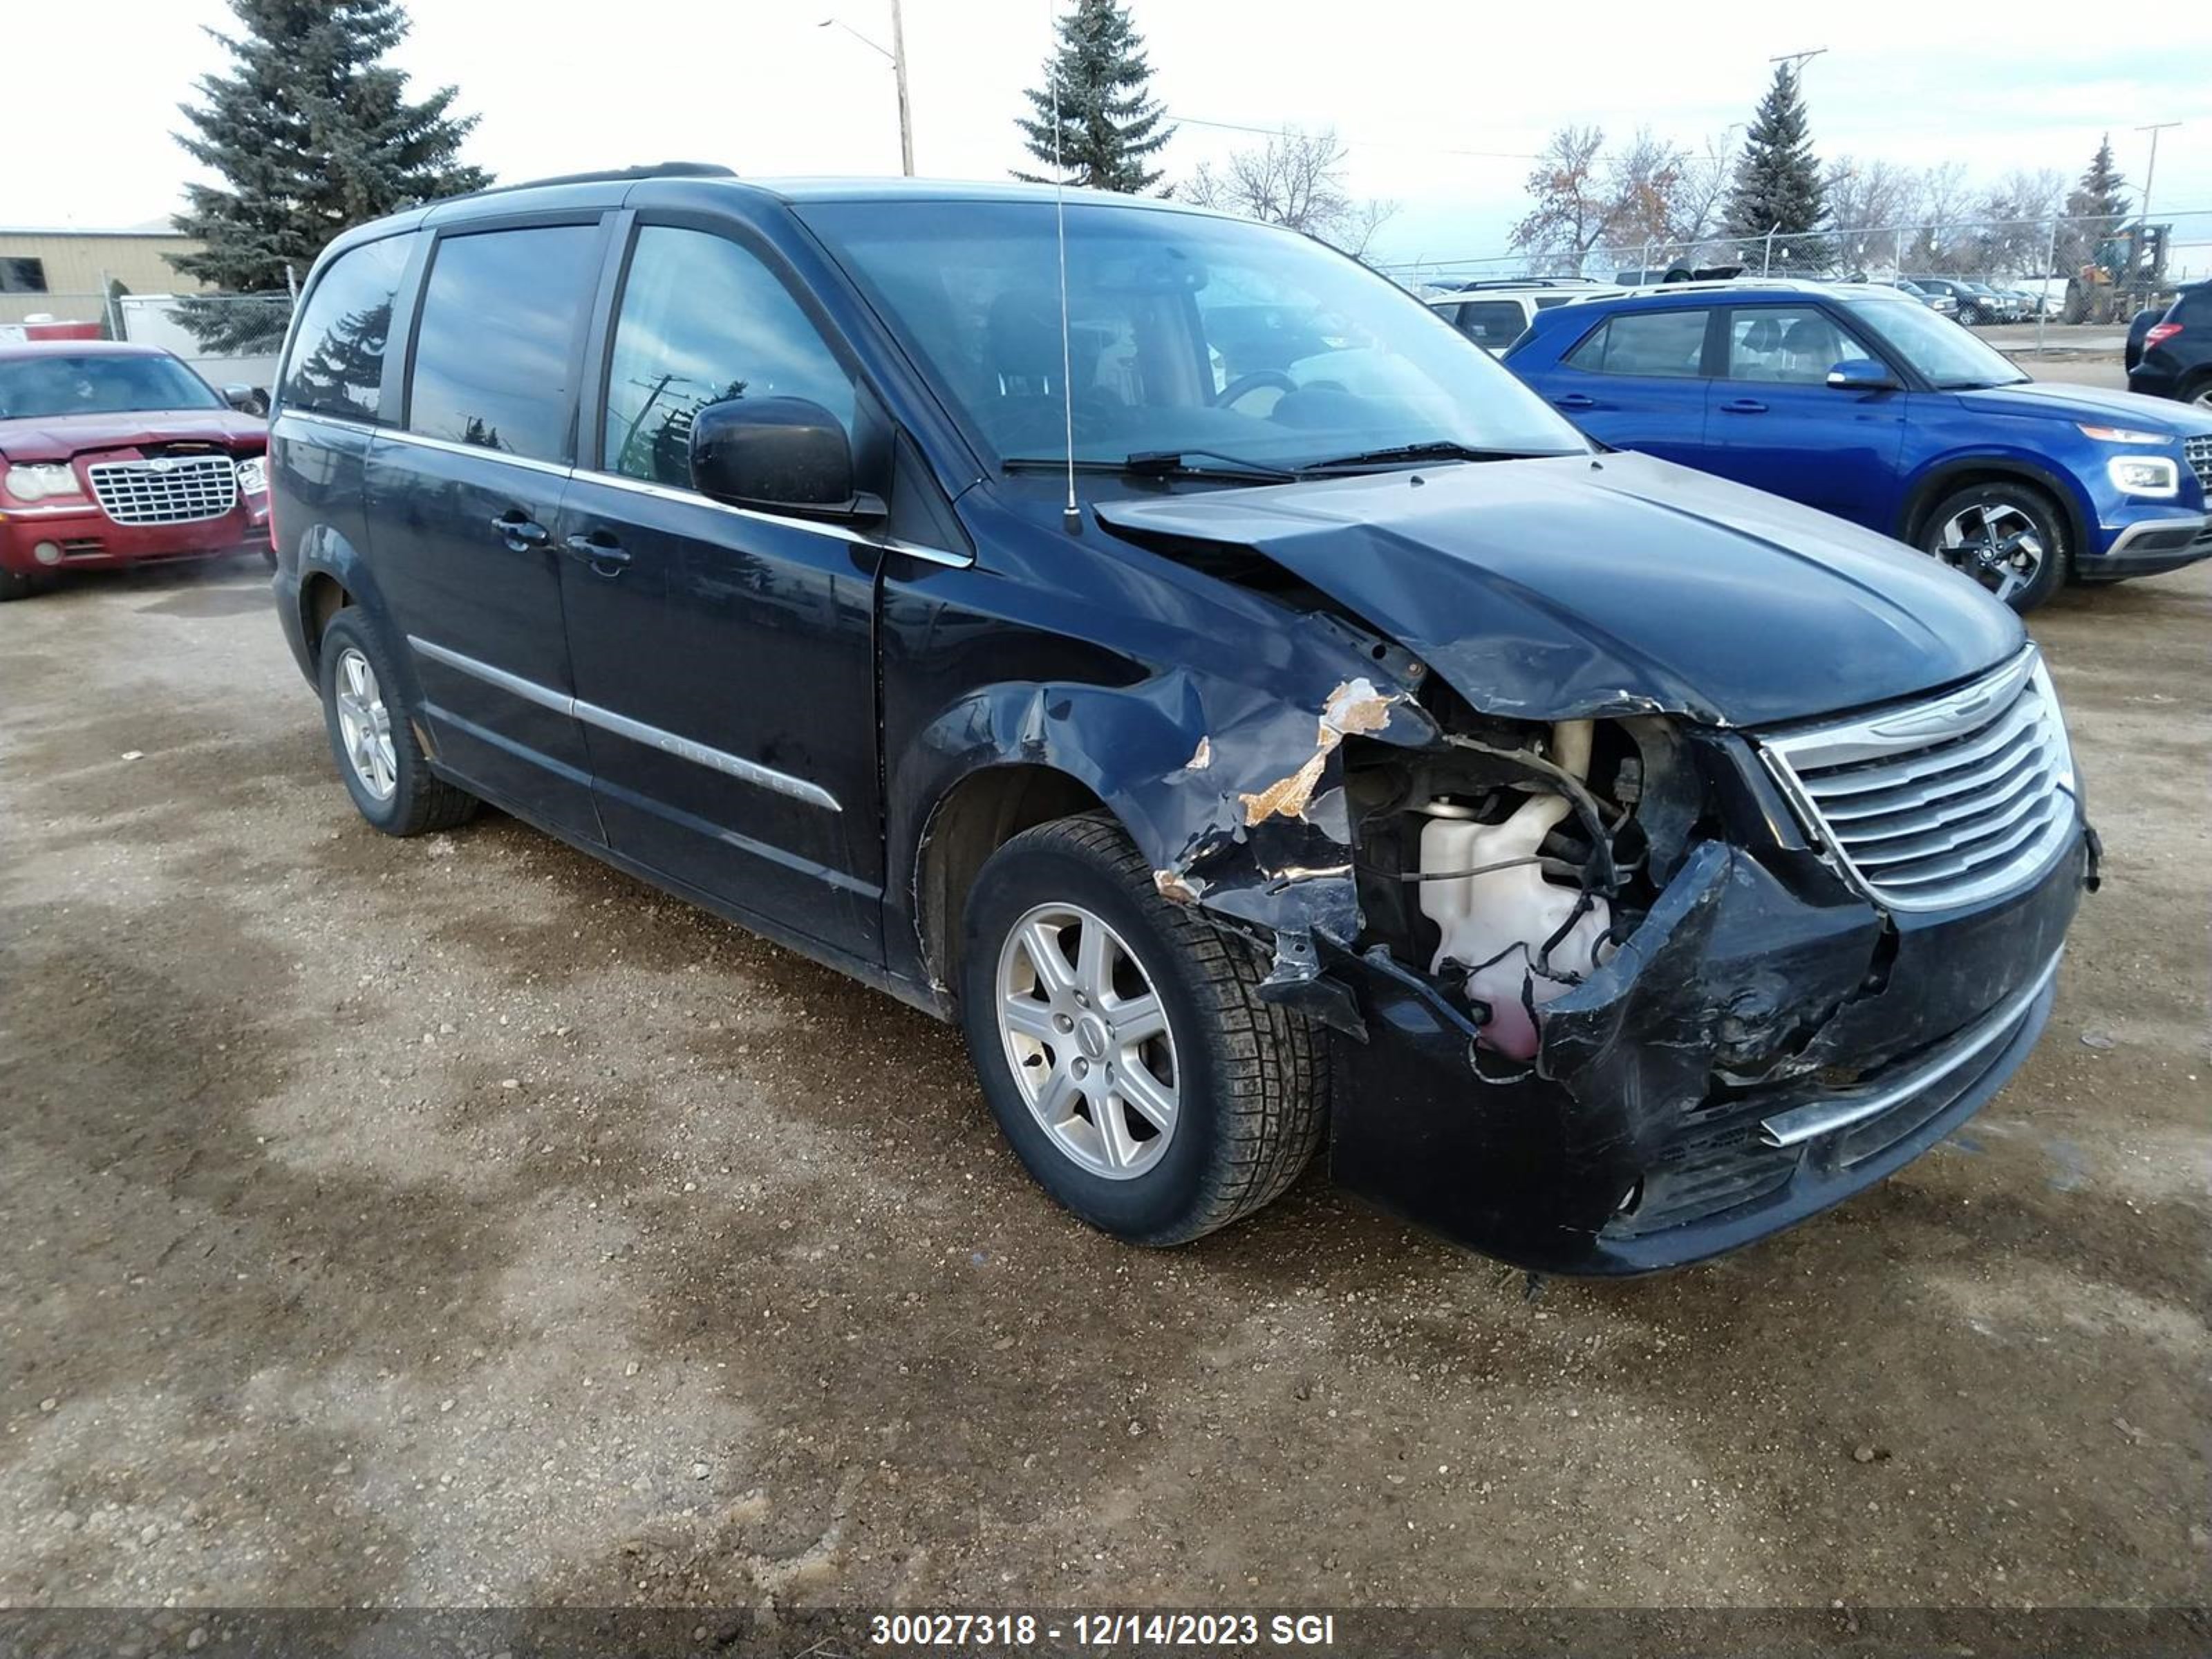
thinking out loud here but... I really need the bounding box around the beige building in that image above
[0,227,210,326]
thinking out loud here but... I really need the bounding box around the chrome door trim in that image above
[273,410,574,479]
[406,635,841,812]
[571,465,970,567]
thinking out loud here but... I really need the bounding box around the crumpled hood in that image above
[1096,450,2024,729]
[1954,378,2212,436]
[0,409,266,462]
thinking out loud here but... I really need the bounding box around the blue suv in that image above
[1505,282,2212,610]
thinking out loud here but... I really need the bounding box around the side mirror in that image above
[222,383,265,413]
[688,396,882,520]
[1826,360,1900,392]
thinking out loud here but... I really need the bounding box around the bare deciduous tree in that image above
[1604,128,1688,252]
[1825,157,1926,271]
[1665,131,1737,257]
[1508,125,1611,271]
[1183,126,1399,258]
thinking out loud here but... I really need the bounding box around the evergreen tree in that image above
[171,0,488,306]
[1722,62,1828,268]
[2065,134,2130,227]
[1014,0,1173,193]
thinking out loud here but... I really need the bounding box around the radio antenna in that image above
[1047,0,1081,535]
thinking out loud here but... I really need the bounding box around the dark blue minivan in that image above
[266,169,2092,1273]
[1504,281,2212,610]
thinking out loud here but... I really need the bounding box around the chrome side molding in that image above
[406,635,841,813]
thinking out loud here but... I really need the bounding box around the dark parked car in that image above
[268,168,2092,1274]
[0,339,269,600]
[1504,282,2212,610]
[2128,283,2212,408]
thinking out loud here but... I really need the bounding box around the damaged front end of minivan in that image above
[1082,479,2094,1274]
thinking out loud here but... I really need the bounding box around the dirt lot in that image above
[3,431,2206,1617]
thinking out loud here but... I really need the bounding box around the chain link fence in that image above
[1,289,294,393]
[1378,207,2212,341]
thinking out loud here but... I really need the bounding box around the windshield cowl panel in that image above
[798,199,1592,477]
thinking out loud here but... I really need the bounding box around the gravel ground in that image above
[2,441,2205,1616]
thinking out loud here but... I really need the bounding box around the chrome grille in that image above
[86,456,238,525]
[1761,649,2077,911]
[2186,434,2212,495]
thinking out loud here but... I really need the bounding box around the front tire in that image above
[0,568,40,602]
[957,816,1325,1246]
[317,608,478,836]
[1918,480,2069,612]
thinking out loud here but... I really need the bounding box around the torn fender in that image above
[903,644,1438,956]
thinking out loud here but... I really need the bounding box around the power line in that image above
[1165,112,1539,162]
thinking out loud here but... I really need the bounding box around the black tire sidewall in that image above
[317,610,424,834]
[1920,482,2068,612]
[957,834,1244,1244]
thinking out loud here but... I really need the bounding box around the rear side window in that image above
[601,225,855,487]
[280,233,415,422]
[1453,300,1526,348]
[1566,309,1709,378]
[408,225,600,462]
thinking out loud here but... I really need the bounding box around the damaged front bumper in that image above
[1325,816,2091,1275]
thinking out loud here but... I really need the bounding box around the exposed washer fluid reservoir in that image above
[1418,719,1612,1062]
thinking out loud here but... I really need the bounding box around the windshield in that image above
[798,199,1590,471]
[1843,297,2029,390]
[0,352,224,420]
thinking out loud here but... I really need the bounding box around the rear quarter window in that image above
[1454,300,1527,348]
[1565,308,1709,377]
[279,232,418,422]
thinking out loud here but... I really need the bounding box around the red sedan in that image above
[0,339,270,600]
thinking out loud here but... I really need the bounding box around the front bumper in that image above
[2080,512,2212,580]
[0,494,269,575]
[1327,816,2090,1275]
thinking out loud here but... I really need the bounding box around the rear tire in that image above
[957,814,1325,1246]
[317,608,478,836]
[1918,480,2070,613]
[2180,369,2212,410]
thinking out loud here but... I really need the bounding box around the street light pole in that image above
[820,5,915,176]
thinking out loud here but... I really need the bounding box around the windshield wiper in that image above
[1301,440,1556,471]
[1122,447,1300,481]
[1001,450,1297,483]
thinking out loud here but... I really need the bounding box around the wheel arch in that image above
[1896,455,2090,556]
[912,761,1116,1004]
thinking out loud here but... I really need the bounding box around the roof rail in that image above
[1447,276,1610,292]
[1606,276,1834,299]
[443,162,737,205]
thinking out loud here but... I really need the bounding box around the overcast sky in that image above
[8,0,2209,270]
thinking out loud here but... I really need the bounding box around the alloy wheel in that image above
[995,901,1180,1180]
[1933,500,2045,604]
[332,646,397,800]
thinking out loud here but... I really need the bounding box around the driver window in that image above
[602,226,856,488]
[1725,306,1873,385]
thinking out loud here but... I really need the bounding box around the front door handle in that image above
[1552,393,1597,411]
[1719,398,1770,414]
[491,511,549,551]
[562,532,631,576]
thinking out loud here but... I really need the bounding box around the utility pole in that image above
[820,3,915,176]
[2137,121,2180,229]
[2137,122,2180,292]
[1769,47,1828,77]
[889,0,913,178]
